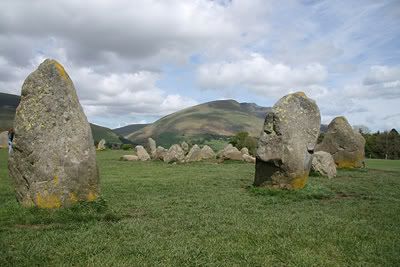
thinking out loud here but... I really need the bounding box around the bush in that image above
[121,144,133,150]
[229,131,257,155]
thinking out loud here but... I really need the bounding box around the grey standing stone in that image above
[164,144,185,163]
[181,141,189,153]
[200,145,216,160]
[148,138,157,158]
[136,145,151,161]
[311,151,337,178]
[154,146,167,161]
[316,116,365,168]
[254,92,320,189]
[97,139,106,151]
[243,154,256,163]
[185,145,202,162]
[217,144,243,161]
[8,59,99,208]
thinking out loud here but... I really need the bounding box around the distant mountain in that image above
[126,99,271,146]
[0,92,20,131]
[0,92,127,144]
[113,123,149,137]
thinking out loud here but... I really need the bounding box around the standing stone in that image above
[185,145,202,162]
[200,145,216,160]
[8,59,99,208]
[148,138,157,158]
[154,146,167,161]
[136,145,150,161]
[164,144,185,163]
[254,92,320,189]
[97,139,106,151]
[316,116,365,168]
[217,144,243,161]
[0,131,7,148]
[311,151,337,178]
[181,141,189,153]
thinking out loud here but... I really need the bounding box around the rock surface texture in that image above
[311,151,337,178]
[316,116,365,168]
[8,59,99,208]
[254,92,320,189]
[154,146,167,161]
[181,141,189,153]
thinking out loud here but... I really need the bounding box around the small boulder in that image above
[217,144,243,161]
[316,116,365,168]
[185,145,202,162]
[97,139,106,151]
[120,155,139,161]
[311,151,336,178]
[241,147,249,155]
[136,145,150,161]
[164,144,185,163]
[148,138,157,158]
[200,145,216,160]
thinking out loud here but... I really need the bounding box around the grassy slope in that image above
[113,124,149,137]
[127,100,269,147]
[90,123,123,144]
[1,150,399,266]
[0,92,20,131]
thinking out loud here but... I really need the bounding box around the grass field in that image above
[1,149,399,266]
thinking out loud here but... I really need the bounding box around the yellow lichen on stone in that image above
[53,61,69,80]
[35,192,62,209]
[87,191,98,202]
[290,174,308,189]
[53,175,59,185]
[69,192,78,203]
[294,91,306,98]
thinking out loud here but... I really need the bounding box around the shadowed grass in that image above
[1,149,399,266]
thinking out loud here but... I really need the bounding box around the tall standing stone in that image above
[254,92,320,189]
[148,138,157,158]
[8,59,99,208]
[316,116,365,168]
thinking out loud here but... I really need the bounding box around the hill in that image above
[0,92,20,131]
[0,92,126,145]
[113,123,149,137]
[126,99,271,146]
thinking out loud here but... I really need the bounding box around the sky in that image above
[0,0,399,131]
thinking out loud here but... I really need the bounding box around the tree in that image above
[230,131,257,155]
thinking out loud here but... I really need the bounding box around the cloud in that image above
[196,53,327,97]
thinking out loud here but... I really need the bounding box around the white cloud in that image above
[196,53,327,97]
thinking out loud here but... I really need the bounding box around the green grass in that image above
[365,158,400,172]
[1,149,400,266]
